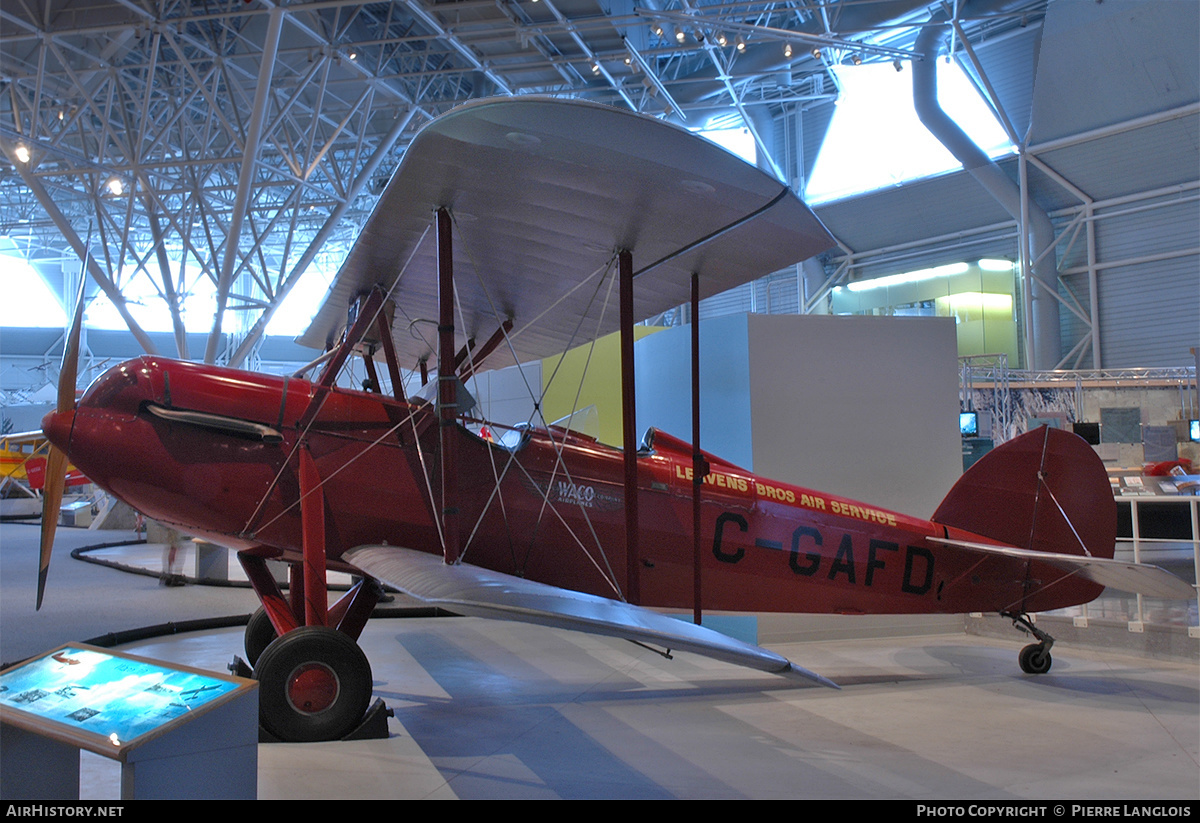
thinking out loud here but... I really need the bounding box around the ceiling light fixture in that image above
[846,262,969,292]
[635,8,920,64]
[978,259,1015,272]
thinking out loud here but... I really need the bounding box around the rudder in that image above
[932,426,1116,562]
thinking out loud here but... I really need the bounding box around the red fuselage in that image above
[45,356,1103,615]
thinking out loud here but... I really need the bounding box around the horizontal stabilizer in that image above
[928,537,1196,600]
[345,545,838,689]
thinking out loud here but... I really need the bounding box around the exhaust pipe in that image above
[913,19,1061,369]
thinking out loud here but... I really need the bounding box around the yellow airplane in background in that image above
[1,430,86,494]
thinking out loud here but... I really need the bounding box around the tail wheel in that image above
[244,607,279,667]
[254,626,373,742]
[1019,644,1052,675]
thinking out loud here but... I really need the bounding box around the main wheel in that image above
[1018,644,1052,674]
[244,607,279,667]
[254,626,373,742]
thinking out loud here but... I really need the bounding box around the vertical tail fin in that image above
[932,426,1117,562]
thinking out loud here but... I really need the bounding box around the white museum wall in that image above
[635,313,754,470]
[636,313,962,518]
[466,360,542,428]
[746,314,961,518]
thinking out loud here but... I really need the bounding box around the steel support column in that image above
[227,107,418,369]
[207,4,285,364]
[1,142,158,355]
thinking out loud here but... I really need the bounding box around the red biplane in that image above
[36,98,1194,742]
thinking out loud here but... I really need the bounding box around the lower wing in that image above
[345,545,838,689]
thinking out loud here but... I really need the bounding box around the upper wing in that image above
[299,97,835,368]
[1,430,49,448]
[928,537,1196,600]
[345,544,838,689]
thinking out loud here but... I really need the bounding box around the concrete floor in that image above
[2,522,1198,800]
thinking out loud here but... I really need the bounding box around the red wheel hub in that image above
[286,662,340,715]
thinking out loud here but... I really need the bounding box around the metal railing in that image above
[1064,495,1200,636]
[1121,495,1199,634]
[959,357,1197,444]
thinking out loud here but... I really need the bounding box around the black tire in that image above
[244,607,279,667]
[254,626,373,742]
[1019,644,1052,674]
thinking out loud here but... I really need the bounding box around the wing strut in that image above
[620,261,706,620]
[619,249,639,604]
[378,323,405,401]
[438,207,461,565]
[459,319,514,381]
[690,272,707,625]
[298,287,394,431]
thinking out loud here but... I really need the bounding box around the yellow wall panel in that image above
[540,326,662,447]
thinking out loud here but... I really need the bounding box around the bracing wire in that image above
[447,210,626,598]
[250,403,424,538]
[241,223,432,536]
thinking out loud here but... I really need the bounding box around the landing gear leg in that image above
[1003,611,1054,674]
[237,438,389,742]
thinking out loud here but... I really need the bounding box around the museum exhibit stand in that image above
[0,643,258,800]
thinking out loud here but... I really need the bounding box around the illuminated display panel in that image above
[0,644,249,753]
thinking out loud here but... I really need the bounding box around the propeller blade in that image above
[58,271,86,413]
[38,268,87,609]
[37,445,68,610]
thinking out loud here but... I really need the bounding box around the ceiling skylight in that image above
[697,127,757,165]
[0,255,66,328]
[805,60,1015,205]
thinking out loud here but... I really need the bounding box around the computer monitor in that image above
[959,411,979,437]
[1190,419,1199,443]
[1073,421,1101,445]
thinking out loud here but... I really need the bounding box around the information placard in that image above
[0,643,253,757]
